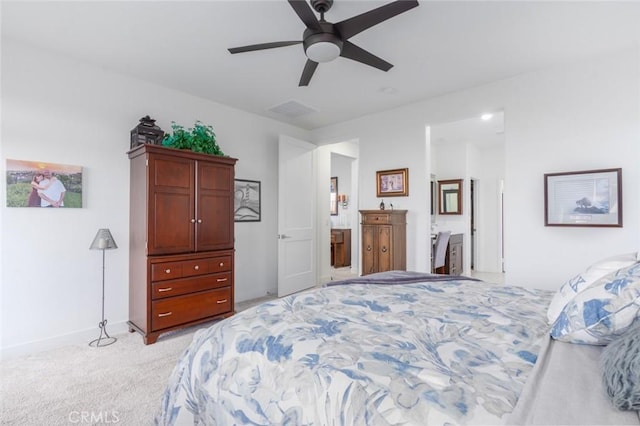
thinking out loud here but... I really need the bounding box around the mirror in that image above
[438,179,463,214]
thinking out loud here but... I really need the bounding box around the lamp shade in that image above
[90,229,118,250]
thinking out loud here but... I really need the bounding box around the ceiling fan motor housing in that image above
[311,0,334,13]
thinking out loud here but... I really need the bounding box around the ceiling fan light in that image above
[305,41,341,63]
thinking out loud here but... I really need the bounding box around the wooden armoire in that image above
[360,210,407,275]
[127,144,237,344]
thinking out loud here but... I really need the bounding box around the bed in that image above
[156,269,640,425]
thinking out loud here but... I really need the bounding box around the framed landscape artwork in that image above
[234,179,261,222]
[6,159,83,208]
[544,168,622,227]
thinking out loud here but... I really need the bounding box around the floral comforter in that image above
[156,276,553,425]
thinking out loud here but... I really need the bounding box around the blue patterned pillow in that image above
[547,253,638,324]
[551,262,640,345]
[601,321,640,410]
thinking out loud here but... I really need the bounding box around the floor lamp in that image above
[89,228,118,347]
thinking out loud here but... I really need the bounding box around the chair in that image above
[432,231,451,274]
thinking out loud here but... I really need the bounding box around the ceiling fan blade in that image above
[228,41,302,54]
[335,0,419,40]
[340,41,392,72]
[299,59,319,86]
[288,0,322,31]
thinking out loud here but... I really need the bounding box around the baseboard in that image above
[0,321,129,360]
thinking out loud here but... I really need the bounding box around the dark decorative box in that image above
[130,116,164,149]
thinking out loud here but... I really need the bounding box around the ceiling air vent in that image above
[268,100,317,118]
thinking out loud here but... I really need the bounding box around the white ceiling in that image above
[3,1,640,130]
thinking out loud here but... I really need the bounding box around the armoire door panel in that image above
[150,192,194,254]
[152,156,194,189]
[377,226,392,272]
[199,162,233,191]
[361,225,376,275]
[197,192,233,251]
[197,162,234,251]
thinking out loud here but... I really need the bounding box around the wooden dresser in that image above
[127,144,237,344]
[360,210,407,275]
[331,228,351,267]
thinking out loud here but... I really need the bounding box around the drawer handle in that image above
[216,299,228,304]
[381,246,388,253]
[158,312,173,317]
[165,269,171,274]
[158,287,173,292]
[194,265,199,270]
[219,262,224,267]
[216,277,228,282]
[366,245,372,251]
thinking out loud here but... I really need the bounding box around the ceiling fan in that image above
[228,0,419,86]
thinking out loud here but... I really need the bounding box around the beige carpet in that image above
[0,323,214,425]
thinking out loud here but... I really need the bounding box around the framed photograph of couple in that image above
[5,159,83,208]
[544,168,622,227]
[376,168,409,197]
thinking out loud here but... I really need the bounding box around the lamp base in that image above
[89,319,117,347]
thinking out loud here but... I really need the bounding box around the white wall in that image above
[503,48,639,287]
[1,40,310,355]
[312,47,640,290]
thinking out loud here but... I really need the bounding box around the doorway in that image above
[326,144,359,282]
[430,112,505,275]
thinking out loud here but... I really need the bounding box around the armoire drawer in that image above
[151,272,233,300]
[208,255,232,273]
[150,260,206,281]
[361,213,391,225]
[151,257,215,281]
[151,287,232,330]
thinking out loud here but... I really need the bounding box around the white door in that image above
[278,135,317,297]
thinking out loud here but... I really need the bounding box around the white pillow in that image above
[550,262,640,345]
[547,252,638,324]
